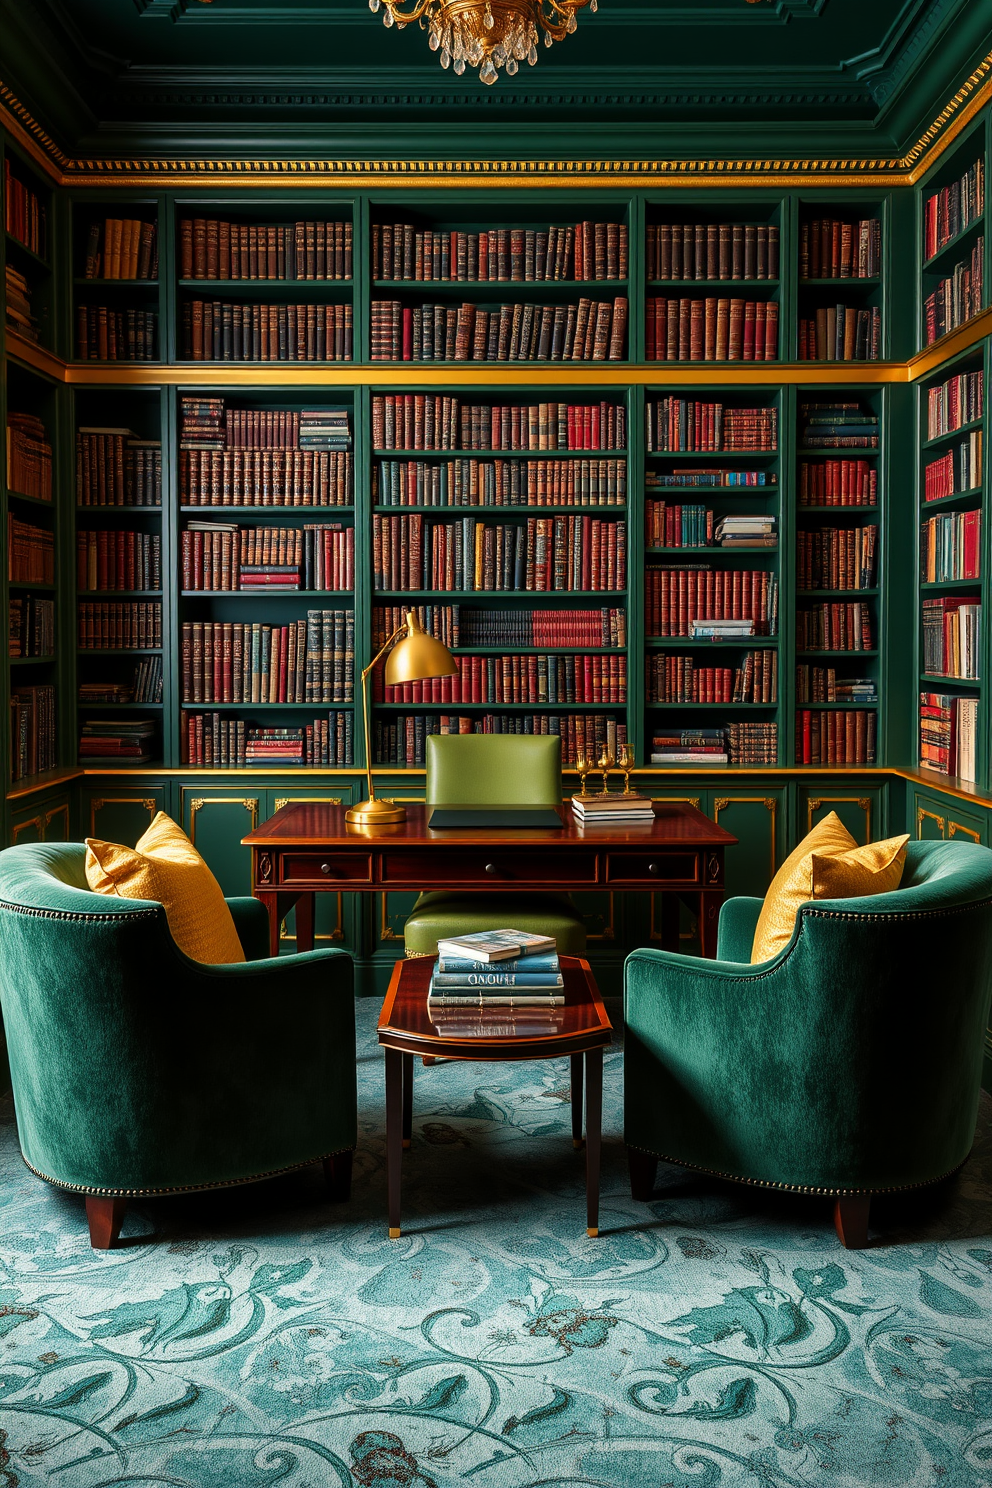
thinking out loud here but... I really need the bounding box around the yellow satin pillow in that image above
[85,811,245,965]
[750,810,909,964]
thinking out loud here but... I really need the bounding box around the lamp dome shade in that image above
[384,612,457,685]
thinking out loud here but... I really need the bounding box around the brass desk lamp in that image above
[346,611,457,825]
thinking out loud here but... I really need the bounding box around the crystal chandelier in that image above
[368,0,599,86]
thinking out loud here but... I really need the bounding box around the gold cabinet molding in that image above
[807,796,873,841]
[187,797,259,847]
[89,797,157,836]
[916,807,946,838]
[713,796,778,879]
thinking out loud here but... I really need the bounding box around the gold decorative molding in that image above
[281,891,345,944]
[44,804,70,840]
[88,796,157,836]
[916,806,945,839]
[2,60,991,188]
[11,815,44,844]
[712,795,778,879]
[806,794,872,842]
[948,819,982,843]
[274,796,342,811]
[187,795,259,847]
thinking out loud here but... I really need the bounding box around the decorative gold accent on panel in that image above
[274,796,342,811]
[712,795,778,879]
[650,796,700,810]
[916,806,945,839]
[187,796,259,846]
[380,895,407,943]
[44,804,70,840]
[88,797,157,836]
[11,816,44,844]
[2,61,990,188]
[806,795,872,842]
[948,820,981,843]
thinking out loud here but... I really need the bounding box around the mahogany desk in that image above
[243,800,737,956]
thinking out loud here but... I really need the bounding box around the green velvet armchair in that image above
[403,733,587,957]
[0,841,357,1249]
[624,838,992,1247]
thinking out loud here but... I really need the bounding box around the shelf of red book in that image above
[921,217,985,274]
[920,417,983,450]
[373,449,627,459]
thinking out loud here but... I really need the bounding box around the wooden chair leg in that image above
[628,1147,658,1201]
[834,1194,871,1249]
[86,1195,128,1249]
[323,1150,353,1203]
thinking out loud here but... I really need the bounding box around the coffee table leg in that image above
[570,1053,584,1149]
[585,1047,603,1237]
[402,1052,413,1149]
[385,1047,403,1239]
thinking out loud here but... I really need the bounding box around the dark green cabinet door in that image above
[182,788,260,897]
[798,786,882,847]
[81,789,164,847]
[705,790,785,900]
[9,808,45,846]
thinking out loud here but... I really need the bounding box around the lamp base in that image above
[345,797,407,826]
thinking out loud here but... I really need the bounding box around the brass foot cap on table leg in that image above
[388,1227,401,1239]
[402,1138,412,1149]
[587,1227,599,1238]
[573,1138,584,1150]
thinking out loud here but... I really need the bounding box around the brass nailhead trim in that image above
[0,897,157,923]
[21,1147,355,1199]
[628,1145,967,1199]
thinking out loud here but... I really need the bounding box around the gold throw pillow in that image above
[750,810,908,963]
[85,811,246,965]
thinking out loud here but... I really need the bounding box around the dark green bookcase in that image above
[1,121,992,1017]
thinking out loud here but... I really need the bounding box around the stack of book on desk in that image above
[572,793,655,823]
[428,930,564,1037]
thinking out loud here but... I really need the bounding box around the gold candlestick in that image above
[618,743,635,794]
[597,746,615,796]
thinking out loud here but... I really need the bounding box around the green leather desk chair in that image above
[624,838,992,1248]
[402,733,588,958]
[0,841,357,1249]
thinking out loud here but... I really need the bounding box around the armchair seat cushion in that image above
[404,891,586,957]
[85,811,245,965]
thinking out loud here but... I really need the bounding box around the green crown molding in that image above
[2,51,990,186]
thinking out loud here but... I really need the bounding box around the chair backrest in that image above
[425,734,562,806]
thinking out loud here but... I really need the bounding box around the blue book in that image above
[431,965,564,990]
[437,951,560,975]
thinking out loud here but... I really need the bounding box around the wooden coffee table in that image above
[377,955,612,1239]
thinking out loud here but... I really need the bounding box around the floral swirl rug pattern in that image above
[0,1000,990,1487]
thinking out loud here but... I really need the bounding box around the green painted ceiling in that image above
[1,0,989,160]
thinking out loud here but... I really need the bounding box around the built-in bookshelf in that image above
[915,348,988,786]
[177,388,357,768]
[4,146,52,355]
[919,118,989,354]
[4,354,62,782]
[797,199,884,363]
[643,390,781,768]
[71,198,161,363]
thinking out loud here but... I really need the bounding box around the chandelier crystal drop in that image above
[369,0,598,85]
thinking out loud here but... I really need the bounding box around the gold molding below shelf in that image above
[1,60,990,189]
[7,309,992,389]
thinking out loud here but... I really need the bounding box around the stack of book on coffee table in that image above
[428,929,564,1037]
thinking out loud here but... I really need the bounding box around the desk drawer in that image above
[280,852,372,884]
[380,849,594,886]
[606,850,700,884]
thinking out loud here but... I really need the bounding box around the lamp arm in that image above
[359,623,407,803]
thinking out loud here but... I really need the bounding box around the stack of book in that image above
[180,398,226,450]
[299,410,352,451]
[572,793,654,824]
[800,402,879,449]
[5,264,39,343]
[651,728,729,766]
[715,513,776,548]
[687,617,757,641]
[6,413,52,499]
[79,718,156,765]
[428,931,565,1036]
[245,727,304,764]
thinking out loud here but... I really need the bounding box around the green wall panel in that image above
[81,789,163,847]
[797,785,884,847]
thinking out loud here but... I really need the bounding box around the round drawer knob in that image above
[485,862,499,876]
[648,862,660,876]
[320,862,333,876]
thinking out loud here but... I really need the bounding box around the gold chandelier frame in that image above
[369,0,598,84]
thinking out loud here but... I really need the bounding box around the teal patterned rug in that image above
[1,999,991,1488]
